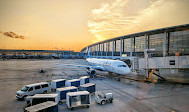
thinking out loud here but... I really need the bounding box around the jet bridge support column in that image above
[163,32,167,57]
[145,34,148,50]
[112,41,114,59]
[130,37,133,57]
[120,39,122,57]
[106,42,108,57]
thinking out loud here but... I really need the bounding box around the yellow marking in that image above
[147,70,154,80]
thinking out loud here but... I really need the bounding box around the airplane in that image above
[58,48,131,76]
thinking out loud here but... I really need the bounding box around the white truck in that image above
[95,92,113,105]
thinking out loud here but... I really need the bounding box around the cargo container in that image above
[51,79,66,90]
[66,91,90,110]
[79,83,95,93]
[56,86,77,100]
[65,79,80,87]
[80,76,90,85]
[25,94,60,107]
[25,101,58,112]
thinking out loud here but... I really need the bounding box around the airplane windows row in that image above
[118,65,127,67]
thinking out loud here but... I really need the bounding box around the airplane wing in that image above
[56,64,93,69]
[56,64,105,70]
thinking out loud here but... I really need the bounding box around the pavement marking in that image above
[101,80,140,100]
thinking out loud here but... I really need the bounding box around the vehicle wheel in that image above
[101,100,105,105]
[58,101,62,105]
[23,95,27,100]
[43,90,47,94]
[71,107,74,110]
[86,105,89,108]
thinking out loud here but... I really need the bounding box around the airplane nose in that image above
[124,68,131,74]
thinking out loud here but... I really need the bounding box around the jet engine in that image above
[87,68,96,75]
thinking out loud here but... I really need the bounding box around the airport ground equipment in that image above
[25,94,59,107]
[80,76,90,85]
[95,92,113,105]
[56,86,77,100]
[16,82,51,99]
[66,91,90,110]
[24,101,58,112]
[38,69,45,73]
[65,79,80,87]
[79,83,96,93]
[51,79,66,90]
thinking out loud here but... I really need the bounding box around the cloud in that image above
[0,31,25,39]
[88,0,189,42]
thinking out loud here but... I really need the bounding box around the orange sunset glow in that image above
[0,0,189,52]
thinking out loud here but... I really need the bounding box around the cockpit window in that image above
[118,65,127,67]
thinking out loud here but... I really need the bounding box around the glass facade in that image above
[135,36,145,52]
[169,30,189,56]
[83,25,189,57]
[99,44,102,56]
[98,44,101,56]
[134,36,146,57]
[104,43,107,56]
[93,46,96,55]
[148,33,165,56]
[123,38,131,56]
[149,34,164,51]
[108,41,113,56]
[115,40,120,56]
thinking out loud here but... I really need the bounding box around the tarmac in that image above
[0,59,188,112]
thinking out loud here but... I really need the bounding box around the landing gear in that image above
[109,72,113,75]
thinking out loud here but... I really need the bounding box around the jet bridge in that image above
[139,56,189,69]
[138,56,189,83]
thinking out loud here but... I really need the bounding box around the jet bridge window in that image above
[118,65,127,67]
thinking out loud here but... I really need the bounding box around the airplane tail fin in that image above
[87,47,91,58]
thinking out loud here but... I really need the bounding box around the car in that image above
[16,82,51,99]
[95,92,113,105]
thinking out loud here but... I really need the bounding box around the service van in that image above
[16,82,51,99]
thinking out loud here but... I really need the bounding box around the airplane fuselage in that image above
[86,58,131,75]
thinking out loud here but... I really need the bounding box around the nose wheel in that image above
[108,72,113,75]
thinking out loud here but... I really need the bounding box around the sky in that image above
[0,0,189,52]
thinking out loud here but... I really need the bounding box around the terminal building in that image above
[0,50,82,59]
[81,24,189,58]
[81,24,189,83]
